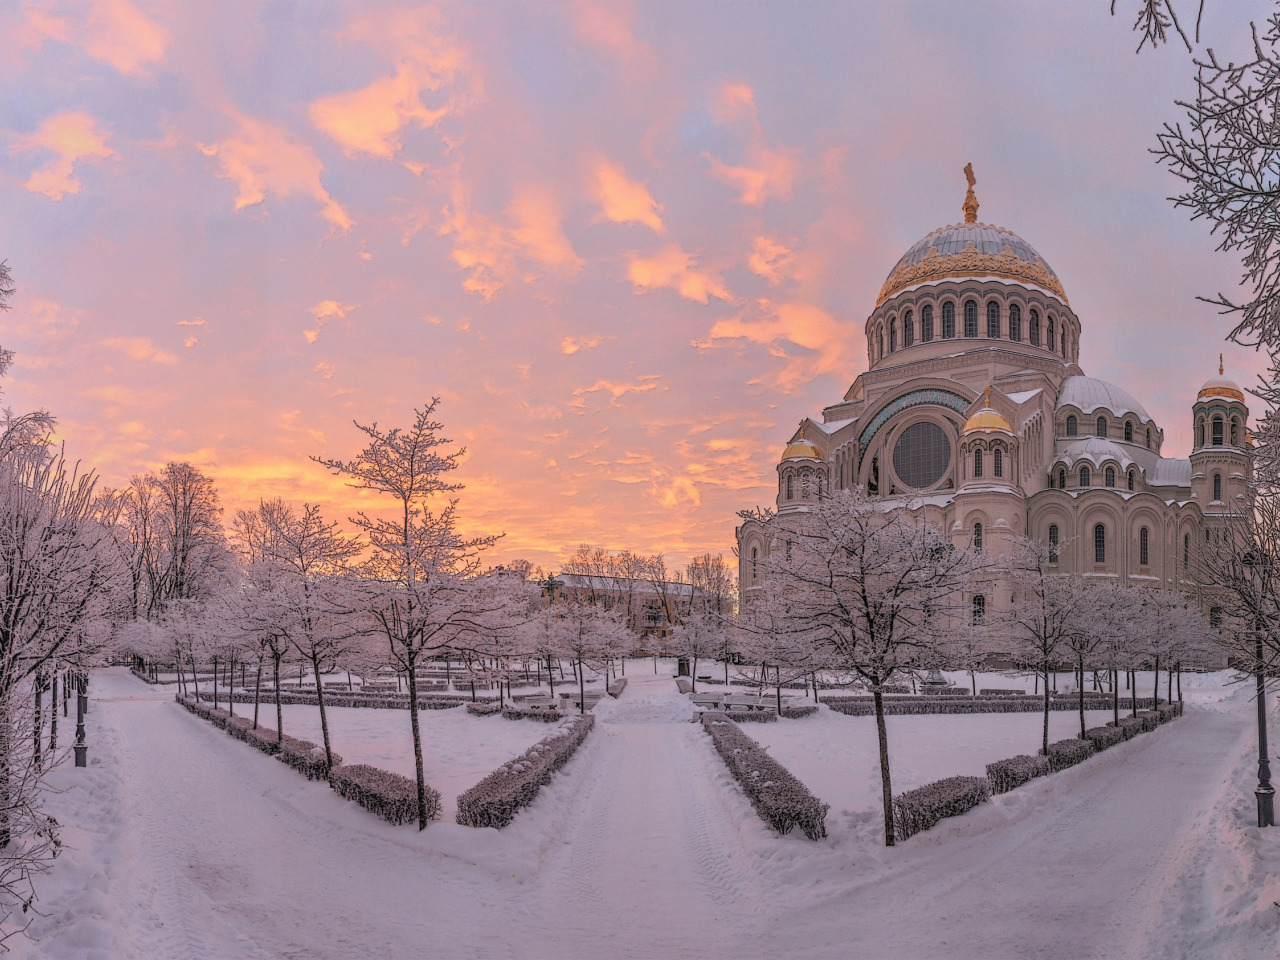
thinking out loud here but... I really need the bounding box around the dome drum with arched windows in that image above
[739,166,1247,617]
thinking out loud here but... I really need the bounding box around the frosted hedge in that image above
[330,764,440,826]
[892,776,991,841]
[985,754,1050,794]
[608,677,627,697]
[1043,738,1095,773]
[700,712,828,840]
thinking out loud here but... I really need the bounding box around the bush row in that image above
[197,690,476,711]
[722,709,778,723]
[893,776,991,842]
[329,764,440,826]
[826,696,1158,717]
[699,712,828,840]
[1084,726,1125,751]
[1044,738,1095,773]
[455,715,595,829]
[177,695,340,779]
[985,755,1051,794]
[502,707,564,722]
[608,677,628,698]
[779,703,818,719]
[465,702,503,717]
[979,688,1025,697]
[920,686,970,696]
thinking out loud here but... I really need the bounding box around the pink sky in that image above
[0,1,1272,573]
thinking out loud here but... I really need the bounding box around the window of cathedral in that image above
[1048,524,1059,562]
[1124,421,1133,442]
[1210,606,1222,629]
[972,594,986,624]
[868,455,879,494]
[1094,524,1106,564]
[1127,470,1135,491]
[1080,465,1091,487]
[1061,329,1067,356]
[892,421,951,489]
[1096,416,1107,438]
[1066,415,1077,437]
[1140,527,1150,566]
[1105,467,1115,487]
[942,302,955,338]
[1213,472,1222,501]
[921,305,934,342]
[1029,309,1040,346]
[785,474,793,499]
[1230,418,1239,446]
[973,522,983,550]
[888,320,896,353]
[993,448,1003,477]
[802,474,811,498]
[987,301,1000,338]
[1212,416,1223,446]
[1197,419,1204,446]
[1183,533,1189,571]
[974,448,984,478]
[1058,468,1066,488]
[1009,304,1021,341]
[964,300,978,338]
[751,547,758,581]
[1048,317,1056,350]
[1146,427,1151,449]
[903,310,914,347]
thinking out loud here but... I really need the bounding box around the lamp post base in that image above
[74,744,87,768]
[1257,784,1275,828]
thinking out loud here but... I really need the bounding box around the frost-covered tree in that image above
[548,593,628,713]
[314,400,502,829]
[741,488,985,846]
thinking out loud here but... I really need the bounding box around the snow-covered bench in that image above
[690,693,725,711]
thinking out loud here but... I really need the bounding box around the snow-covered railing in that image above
[455,715,595,829]
[892,776,991,842]
[699,713,828,840]
[330,764,439,826]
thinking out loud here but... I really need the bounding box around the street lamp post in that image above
[1256,630,1275,827]
[74,672,88,768]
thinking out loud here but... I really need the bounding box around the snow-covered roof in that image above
[815,418,857,434]
[1053,437,1138,471]
[1150,458,1192,487]
[1057,377,1151,422]
[1004,389,1043,405]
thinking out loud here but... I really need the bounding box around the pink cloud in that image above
[705,81,797,206]
[591,158,664,232]
[12,111,118,201]
[705,300,847,391]
[83,0,169,76]
[628,245,731,304]
[572,1,657,76]
[101,337,179,365]
[747,236,796,285]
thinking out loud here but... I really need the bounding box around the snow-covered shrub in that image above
[699,712,828,840]
[1043,738,1095,772]
[329,764,439,826]
[824,695,1155,717]
[979,688,1025,696]
[892,776,991,841]
[674,677,693,694]
[243,725,282,755]
[779,703,817,719]
[1156,703,1181,723]
[920,686,969,696]
[466,701,502,716]
[1134,711,1160,732]
[1084,726,1125,751]
[724,708,778,722]
[456,715,595,829]
[276,734,340,781]
[985,754,1050,794]
[608,677,627,698]
[502,707,563,722]
[874,684,911,695]
[225,715,254,742]
[1109,717,1144,740]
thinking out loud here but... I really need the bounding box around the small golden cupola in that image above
[1196,354,1245,402]
[962,387,1013,435]
[781,422,824,460]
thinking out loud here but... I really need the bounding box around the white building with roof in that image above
[736,171,1250,609]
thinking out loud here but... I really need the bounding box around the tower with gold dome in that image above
[736,168,1247,609]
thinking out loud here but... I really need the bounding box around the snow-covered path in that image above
[20,668,1268,959]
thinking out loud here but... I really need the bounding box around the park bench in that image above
[690,693,725,711]
[722,693,776,715]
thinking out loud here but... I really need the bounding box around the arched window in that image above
[1212,416,1223,446]
[888,319,896,352]
[1230,418,1239,445]
[1146,427,1151,449]
[1066,415,1078,437]
[973,522,983,550]
[1209,607,1222,629]
[1139,526,1150,566]
[1096,416,1107,438]
[1008,304,1021,341]
[1124,421,1133,442]
[1183,533,1189,571]
[1213,472,1222,501]
[751,547,758,581]
[974,449,984,478]
[942,302,956,338]
[972,594,986,624]
[786,475,793,499]
[1080,465,1091,487]
[987,301,1000,338]
[1105,467,1115,488]
[1127,470,1135,491]
[1057,468,1066,489]
[1048,317,1056,350]
[877,330,883,359]
[1061,329,1067,356]
[1029,309,1040,346]
[802,474,811,499]
[993,448,1004,477]
[1094,523,1106,564]
[903,309,914,347]
[1197,419,1205,446]
[921,305,934,342]
[964,300,978,338]
[1048,524,1059,562]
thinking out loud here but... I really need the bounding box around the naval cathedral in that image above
[736,169,1249,609]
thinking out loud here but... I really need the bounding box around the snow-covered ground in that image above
[15,667,1280,959]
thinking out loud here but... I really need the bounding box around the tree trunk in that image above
[49,672,58,752]
[1153,655,1160,708]
[191,657,201,700]
[226,656,235,718]
[1130,671,1138,717]
[1112,668,1119,727]
[775,672,782,715]
[312,653,334,771]
[274,654,284,742]
[970,670,977,696]
[1177,662,1182,702]
[33,677,42,768]
[872,681,895,847]
[1077,655,1086,739]
[812,672,821,705]
[691,654,698,694]
[407,661,429,831]
[253,659,262,730]
[547,655,556,698]
[211,655,218,711]
[1042,666,1051,755]
[1167,665,1173,703]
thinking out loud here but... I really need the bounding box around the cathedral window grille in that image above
[1105,467,1115,487]
[964,300,978,338]
[1048,524,1059,562]
[888,320,896,352]
[987,301,1000,338]
[973,522,983,550]
[1061,330,1067,356]
[1057,468,1066,488]
[1127,470,1135,491]
[942,302,956,338]
[1213,472,1222,501]
[993,448,1003,477]
[785,475,793,499]
[1029,309,1040,346]
[972,594,986,624]
[877,330,883,359]
[1066,415,1077,437]
[1094,524,1106,564]
[1146,427,1151,449]
[1080,465,1091,487]
[1209,607,1222,629]
[1048,317,1056,350]
[1096,417,1107,438]
[903,310,914,347]
[1183,534,1189,571]
[751,548,758,581]
[1008,304,1021,341]
[1124,421,1133,442]
[1140,527,1149,566]
[1212,416,1223,446]
[974,449,983,478]
[921,305,934,342]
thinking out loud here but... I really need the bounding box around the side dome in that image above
[878,222,1067,306]
[782,439,823,460]
[963,407,1013,435]
[1197,360,1244,402]
[1057,377,1150,422]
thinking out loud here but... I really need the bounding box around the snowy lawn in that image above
[266,701,556,818]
